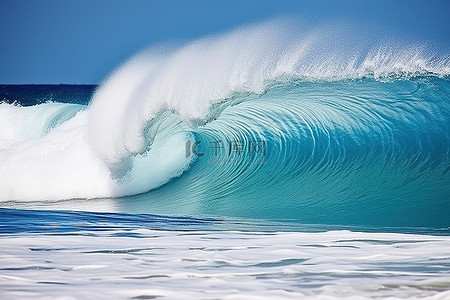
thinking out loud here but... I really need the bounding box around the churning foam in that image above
[0,103,191,201]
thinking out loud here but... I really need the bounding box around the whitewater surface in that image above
[1,209,450,300]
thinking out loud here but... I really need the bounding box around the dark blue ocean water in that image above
[0,84,95,106]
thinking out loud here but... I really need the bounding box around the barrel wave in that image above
[0,21,449,227]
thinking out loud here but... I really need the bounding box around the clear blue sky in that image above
[0,0,448,84]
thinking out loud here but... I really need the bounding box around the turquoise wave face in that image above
[1,77,449,228]
[111,77,450,227]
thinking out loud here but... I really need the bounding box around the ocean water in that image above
[1,208,450,300]
[1,22,450,299]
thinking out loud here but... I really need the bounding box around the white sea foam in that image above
[0,106,191,201]
[1,229,449,299]
[0,102,83,147]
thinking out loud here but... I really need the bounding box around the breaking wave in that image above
[1,20,449,226]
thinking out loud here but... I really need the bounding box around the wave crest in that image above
[88,20,450,175]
